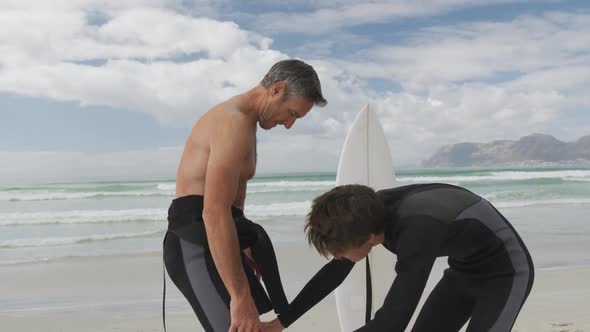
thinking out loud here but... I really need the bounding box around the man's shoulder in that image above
[200,104,255,149]
[207,101,252,126]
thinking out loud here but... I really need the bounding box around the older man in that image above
[163,59,327,332]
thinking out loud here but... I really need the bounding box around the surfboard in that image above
[334,103,397,331]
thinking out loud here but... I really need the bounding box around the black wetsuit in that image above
[163,195,290,332]
[277,183,535,331]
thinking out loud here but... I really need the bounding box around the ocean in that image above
[1,167,590,269]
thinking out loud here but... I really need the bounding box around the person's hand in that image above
[229,292,261,332]
[243,247,262,280]
[261,318,285,332]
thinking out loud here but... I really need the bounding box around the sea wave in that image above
[247,187,328,194]
[0,257,52,265]
[156,183,176,191]
[0,208,166,226]
[0,229,164,248]
[398,170,590,183]
[493,198,590,208]
[0,191,174,202]
[248,181,334,188]
[0,201,314,226]
[0,180,334,201]
[564,177,590,182]
[246,201,312,217]
[482,190,539,201]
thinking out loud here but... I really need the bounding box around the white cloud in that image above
[253,0,526,35]
[0,148,182,185]
[0,8,269,63]
[0,2,589,181]
[0,139,340,185]
[0,0,207,12]
[257,132,342,173]
[0,51,289,125]
[331,11,590,162]
[0,6,283,124]
[346,12,590,87]
[372,83,565,163]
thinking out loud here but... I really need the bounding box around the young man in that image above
[263,183,534,332]
[163,59,327,332]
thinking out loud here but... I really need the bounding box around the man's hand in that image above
[229,292,261,332]
[243,248,261,280]
[261,318,285,332]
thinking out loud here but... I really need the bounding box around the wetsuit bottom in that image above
[410,200,534,332]
[409,268,532,332]
[163,195,289,332]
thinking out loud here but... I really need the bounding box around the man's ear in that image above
[368,233,379,245]
[271,81,285,96]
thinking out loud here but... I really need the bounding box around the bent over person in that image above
[263,183,534,332]
[163,59,326,332]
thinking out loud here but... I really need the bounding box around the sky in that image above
[1,0,589,184]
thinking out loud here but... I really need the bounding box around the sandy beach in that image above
[1,239,589,332]
[3,170,590,332]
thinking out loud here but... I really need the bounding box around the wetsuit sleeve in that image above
[277,258,355,327]
[356,216,445,332]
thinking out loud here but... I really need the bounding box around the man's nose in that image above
[284,118,296,129]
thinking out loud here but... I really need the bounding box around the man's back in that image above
[380,183,531,275]
[175,98,257,208]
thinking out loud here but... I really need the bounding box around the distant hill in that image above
[422,134,590,168]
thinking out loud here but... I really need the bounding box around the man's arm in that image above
[277,258,355,327]
[356,257,434,331]
[356,216,444,332]
[202,114,259,332]
[235,177,247,210]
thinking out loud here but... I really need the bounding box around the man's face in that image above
[333,238,374,262]
[260,83,314,130]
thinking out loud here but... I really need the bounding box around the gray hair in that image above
[261,59,327,107]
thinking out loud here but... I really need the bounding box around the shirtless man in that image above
[163,59,327,332]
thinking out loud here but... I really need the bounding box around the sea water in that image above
[1,167,589,269]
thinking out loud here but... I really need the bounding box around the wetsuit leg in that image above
[164,222,287,331]
[163,195,282,331]
[164,231,230,332]
[249,223,289,313]
[466,273,532,332]
[456,199,535,332]
[411,270,474,332]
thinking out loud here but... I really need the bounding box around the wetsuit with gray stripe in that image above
[163,195,290,332]
[276,183,534,331]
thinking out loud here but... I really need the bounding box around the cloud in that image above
[252,0,526,35]
[344,11,590,86]
[372,83,565,163]
[257,132,342,173]
[0,2,589,180]
[0,0,208,11]
[0,6,283,124]
[328,11,590,161]
[0,137,341,185]
[0,147,182,185]
[0,7,270,64]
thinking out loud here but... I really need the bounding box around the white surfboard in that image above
[334,104,397,331]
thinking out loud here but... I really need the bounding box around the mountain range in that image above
[422,134,590,168]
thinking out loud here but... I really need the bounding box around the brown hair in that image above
[305,184,385,257]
